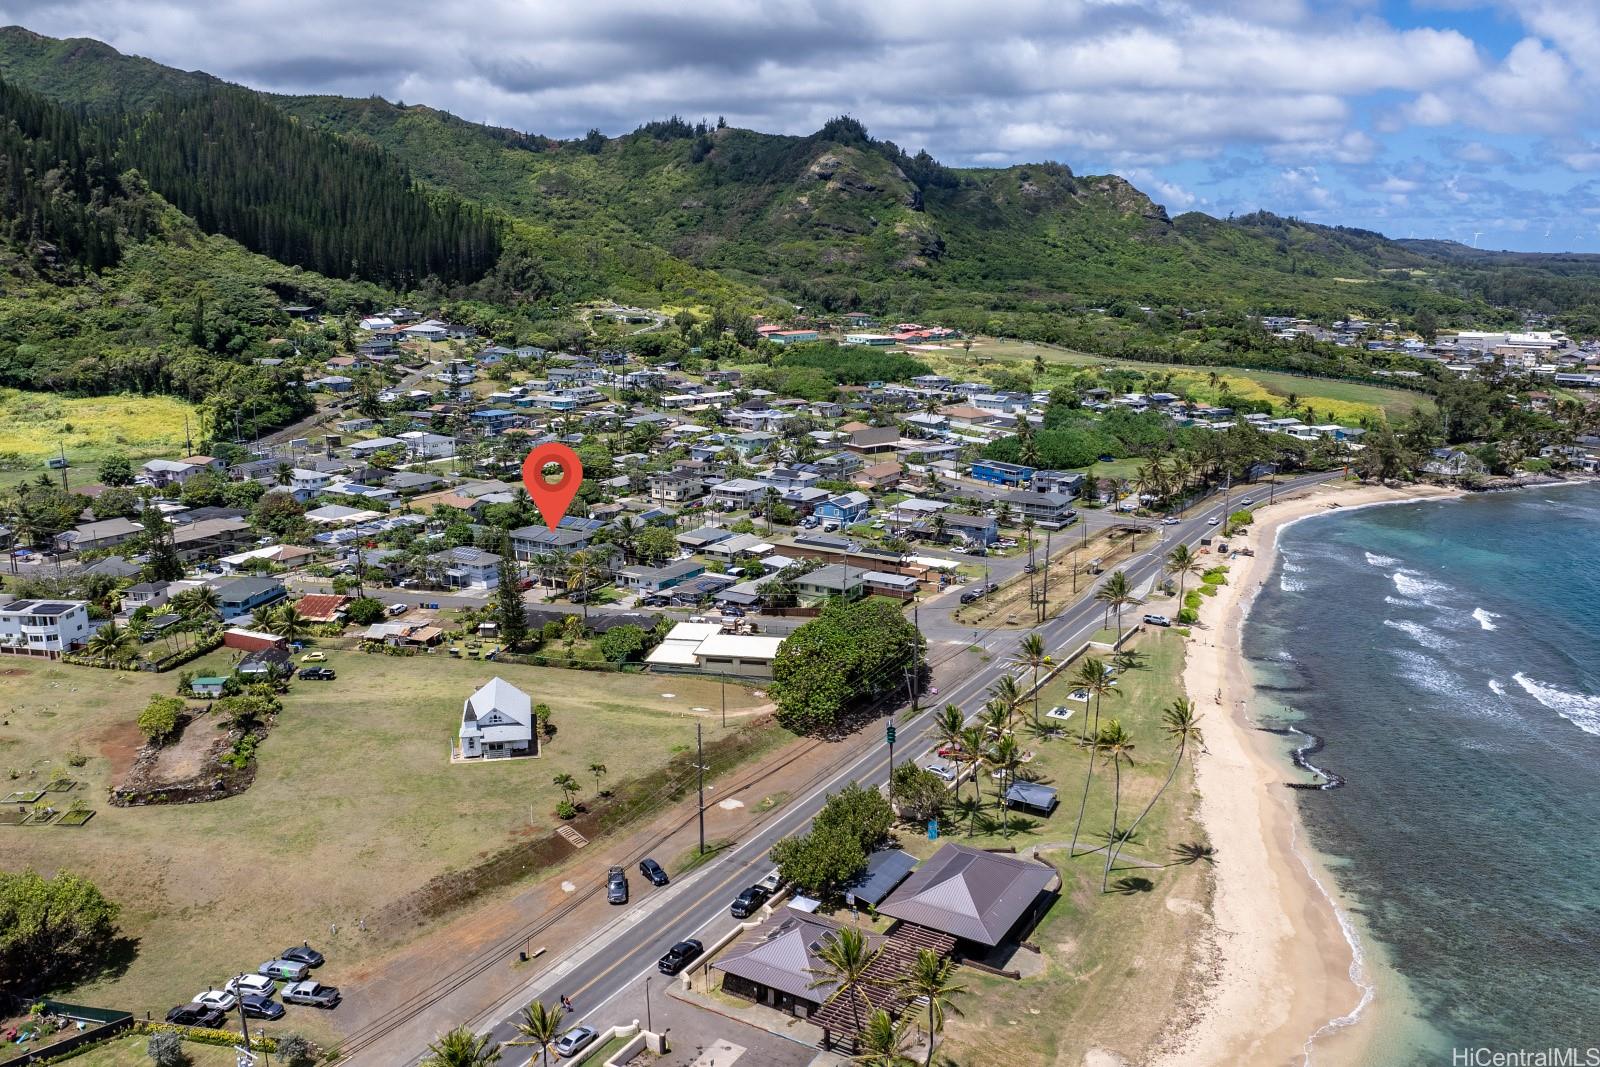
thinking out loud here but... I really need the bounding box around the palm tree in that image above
[552,773,580,807]
[851,1008,916,1066]
[1165,544,1203,618]
[958,725,988,804]
[422,1026,501,1067]
[988,733,1024,837]
[565,549,596,621]
[807,926,881,1043]
[589,762,608,797]
[1069,659,1120,857]
[897,948,966,1067]
[511,1000,565,1067]
[933,704,965,757]
[980,699,1009,741]
[1094,570,1134,636]
[1012,633,1048,726]
[952,793,984,836]
[1072,657,1119,744]
[171,585,221,621]
[988,674,1024,730]
[84,620,136,665]
[1113,700,1203,872]
[268,603,308,644]
[1096,721,1137,891]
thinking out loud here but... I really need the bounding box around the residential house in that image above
[0,599,93,655]
[119,581,171,615]
[1000,490,1077,527]
[458,677,537,759]
[292,594,351,624]
[616,559,706,593]
[53,517,143,554]
[854,461,902,490]
[1031,471,1086,497]
[139,455,223,489]
[711,478,770,510]
[172,518,254,563]
[814,492,871,526]
[427,547,503,589]
[675,527,733,552]
[846,426,899,455]
[644,622,784,679]
[970,460,1035,487]
[794,563,866,604]
[509,519,600,559]
[649,471,706,505]
[920,512,998,547]
[1422,448,1487,478]
[212,577,288,621]
[701,533,773,564]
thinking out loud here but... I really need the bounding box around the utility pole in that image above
[696,722,705,856]
[1040,529,1052,623]
[234,974,265,1066]
[910,603,921,714]
[720,677,726,729]
[57,442,68,492]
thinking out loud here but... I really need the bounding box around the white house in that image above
[459,677,537,759]
[0,599,94,656]
[428,547,502,589]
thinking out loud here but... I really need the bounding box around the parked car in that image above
[281,980,341,1008]
[607,866,629,904]
[280,944,325,968]
[924,762,958,783]
[240,993,284,1020]
[386,602,409,616]
[299,651,326,663]
[1143,613,1172,627]
[165,1005,226,1028]
[259,959,310,981]
[640,595,669,607]
[639,858,669,886]
[657,938,704,975]
[192,989,237,1012]
[958,589,982,604]
[552,1025,599,1058]
[297,667,336,681]
[1023,562,1036,573]
[729,884,772,918]
[225,974,276,997]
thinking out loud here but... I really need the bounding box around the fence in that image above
[1,999,133,1066]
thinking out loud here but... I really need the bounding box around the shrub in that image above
[137,697,184,745]
[146,1031,188,1066]
[345,597,385,625]
[1228,510,1254,527]
[1177,609,1199,624]
[556,800,577,820]
[276,1033,315,1067]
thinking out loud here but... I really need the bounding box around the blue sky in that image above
[3,0,1598,251]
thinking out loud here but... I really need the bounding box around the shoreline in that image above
[1151,479,1464,1067]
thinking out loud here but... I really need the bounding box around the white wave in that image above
[1383,595,1424,608]
[1282,560,1307,574]
[1391,571,1453,602]
[1390,648,1477,704]
[1275,649,1295,662]
[1513,672,1600,737]
[1382,618,1455,653]
[1364,551,1399,567]
[1280,575,1306,593]
[1471,608,1500,631]
[1488,679,1507,697]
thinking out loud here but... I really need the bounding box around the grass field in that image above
[919,337,1432,422]
[0,649,773,1030]
[40,1034,246,1067]
[901,627,1213,1065]
[0,389,200,471]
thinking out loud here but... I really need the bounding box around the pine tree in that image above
[495,534,529,647]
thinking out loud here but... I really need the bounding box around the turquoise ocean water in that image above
[1244,484,1600,1065]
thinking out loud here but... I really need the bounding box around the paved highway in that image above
[361,472,1337,1065]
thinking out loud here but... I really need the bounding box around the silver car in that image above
[552,1025,598,1058]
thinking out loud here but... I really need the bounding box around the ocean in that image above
[1244,483,1600,1066]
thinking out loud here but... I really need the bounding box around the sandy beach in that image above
[1152,479,1463,1067]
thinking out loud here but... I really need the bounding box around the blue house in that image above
[970,460,1035,487]
[469,408,521,434]
[814,491,872,525]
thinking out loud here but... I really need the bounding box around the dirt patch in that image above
[110,712,258,806]
[93,718,146,780]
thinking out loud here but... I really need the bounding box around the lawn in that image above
[0,649,775,1029]
[901,628,1215,1065]
[0,389,200,471]
[953,527,1149,629]
[44,1033,249,1067]
[925,337,1431,422]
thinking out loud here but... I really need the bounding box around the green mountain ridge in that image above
[3,24,1600,341]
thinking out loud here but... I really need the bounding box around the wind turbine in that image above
[1471,231,1483,248]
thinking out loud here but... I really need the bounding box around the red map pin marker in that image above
[521,442,584,532]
